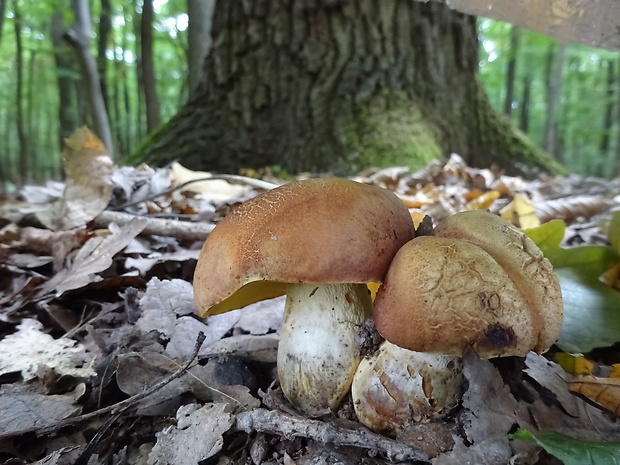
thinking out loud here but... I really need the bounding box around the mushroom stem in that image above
[352,341,463,435]
[277,282,372,413]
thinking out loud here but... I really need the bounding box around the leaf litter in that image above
[1,145,620,464]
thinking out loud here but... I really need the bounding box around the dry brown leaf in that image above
[147,403,234,465]
[534,195,613,224]
[0,319,96,380]
[36,217,147,299]
[569,375,620,417]
[36,127,114,231]
[500,193,541,229]
[0,384,85,437]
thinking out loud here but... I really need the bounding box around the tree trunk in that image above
[13,0,30,184]
[187,0,216,99]
[544,41,567,158]
[64,0,114,157]
[97,0,112,113]
[0,0,6,45]
[599,59,615,176]
[519,74,531,134]
[141,0,161,132]
[136,0,564,177]
[133,4,145,139]
[52,13,79,151]
[504,25,520,117]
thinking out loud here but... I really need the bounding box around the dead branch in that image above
[94,210,214,241]
[234,408,428,462]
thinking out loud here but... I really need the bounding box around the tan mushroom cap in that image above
[373,211,563,358]
[193,178,415,317]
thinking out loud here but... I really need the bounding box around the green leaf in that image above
[510,429,620,465]
[525,221,620,352]
[607,211,620,255]
[555,267,620,352]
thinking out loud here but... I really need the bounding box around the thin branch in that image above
[234,408,428,462]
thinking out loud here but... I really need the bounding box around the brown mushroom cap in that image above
[193,178,415,317]
[373,211,563,358]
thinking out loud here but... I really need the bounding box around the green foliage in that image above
[525,219,620,352]
[479,19,620,178]
[510,429,620,464]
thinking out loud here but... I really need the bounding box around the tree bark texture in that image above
[65,0,114,157]
[141,0,161,132]
[138,0,564,176]
[187,0,216,99]
[13,0,30,184]
[503,26,520,116]
[544,42,567,158]
[97,0,112,113]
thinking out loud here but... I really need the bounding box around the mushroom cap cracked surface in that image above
[193,178,415,317]
[373,211,563,358]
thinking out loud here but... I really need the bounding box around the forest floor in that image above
[1,130,620,465]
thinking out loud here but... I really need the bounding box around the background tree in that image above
[64,0,114,156]
[187,0,215,99]
[141,0,160,132]
[136,0,562,176]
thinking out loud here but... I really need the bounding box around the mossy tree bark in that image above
[137,0,565,176]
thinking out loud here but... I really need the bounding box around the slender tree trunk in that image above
[0,0,6,45]
[141,0,160,132]
[97,0,112,113]
[64,0,114,157]
[544,42,567,158]
[599,59,615,176]
[133,3,144,139]
[137,0,563,177]
[187,0,216,99]
[519,74,531,133]
[614,53,620,177]
[121,5,134,153]
[52,13,79,150]
[13,0,29,184]
[504,25,521,116]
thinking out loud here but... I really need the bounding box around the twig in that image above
[93,210,214,241]
[0,332,206,439]
[112,175,279,211]
[233,408,428,462]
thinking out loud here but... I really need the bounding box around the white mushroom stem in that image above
[277,282,372,413]
[352,341,463,435]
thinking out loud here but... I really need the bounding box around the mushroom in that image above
[352,340,463,435]
[193,178,414,413]
[352,210,563,433]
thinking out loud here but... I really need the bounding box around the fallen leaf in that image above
[36,217,147,299]
[0,384,85,437]
[170,162,250,202]
[0,319,95,380]
[521,353,620,440]
[147,403,234,465]
[555,352,594,375]
[500,193,540,229]
[525,220,620,352]
[464,190,500,210]
[534,196,613,225]
[569,375,620,417]
[135,278,242,358]
[36,127,115,231]
[511,429,620,465]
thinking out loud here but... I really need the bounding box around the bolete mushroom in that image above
[352,210,563,433]
[374,210,563,357]
[193,178,414,413]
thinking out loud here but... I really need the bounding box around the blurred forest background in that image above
[0,0,618,191]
